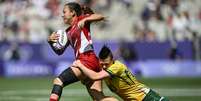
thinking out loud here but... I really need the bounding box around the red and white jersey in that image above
[65,15,101,72]
[65,15,94,59]
[66,15,101,72]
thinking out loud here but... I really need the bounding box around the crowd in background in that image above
[0,0,201,43]
[0,0,201,61]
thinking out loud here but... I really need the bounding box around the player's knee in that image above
[58,67,79,87]
[53,78,63,86]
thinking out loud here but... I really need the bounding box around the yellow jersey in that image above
[104,60,150,101]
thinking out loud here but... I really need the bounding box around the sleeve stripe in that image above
[106,70,114,77]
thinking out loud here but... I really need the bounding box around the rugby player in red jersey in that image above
[48,2,118,101]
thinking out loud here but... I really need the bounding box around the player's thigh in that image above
[88,80,102,91]
[70,66,83,79]
[71,67,103,92]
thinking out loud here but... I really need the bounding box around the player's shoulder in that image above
[107,60,126,75]
[110,60,125,69]
[115,60,128,69]
[114,60,124,66]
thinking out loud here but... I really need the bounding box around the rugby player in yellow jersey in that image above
[73,45,170,101]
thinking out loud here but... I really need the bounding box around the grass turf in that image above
[0,77,201,101]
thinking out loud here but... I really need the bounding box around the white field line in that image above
[0,88,201,98]
[0,96,47,101]
[0,89,87,96]
[154,88,201,96]
[0,96,78,101]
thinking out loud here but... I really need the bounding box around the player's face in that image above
[62,6,74,24]
[99,56,113,69]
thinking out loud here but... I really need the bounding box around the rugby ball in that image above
[53,30,69,49]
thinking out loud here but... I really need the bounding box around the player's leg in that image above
[142,89,170,101]
[85,80,104,101]
[49,67,81,101]
[85,80,119,101]
[49,78,63,101]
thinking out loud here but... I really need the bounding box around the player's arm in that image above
[47,32,67,55]
[78,14,105,28]
[85,14,105,22]
[73,60,110,80]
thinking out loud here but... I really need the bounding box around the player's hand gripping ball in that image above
[53,30,69,49]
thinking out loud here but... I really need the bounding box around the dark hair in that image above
[65,2,82,16]
[81,5,94,15]
[99,45,113,59]
[65,2,94,16]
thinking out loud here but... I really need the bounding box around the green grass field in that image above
[0,77,201,101]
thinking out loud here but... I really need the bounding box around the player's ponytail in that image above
[81,5,94,15]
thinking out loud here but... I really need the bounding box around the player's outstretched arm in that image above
[85,14,105,22]
[48,32,67,55]
[73,60,110,80]
[78,14,105,28]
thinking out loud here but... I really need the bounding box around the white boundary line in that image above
[1,88,201,97]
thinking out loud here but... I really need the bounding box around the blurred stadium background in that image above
[0,0,201,101]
